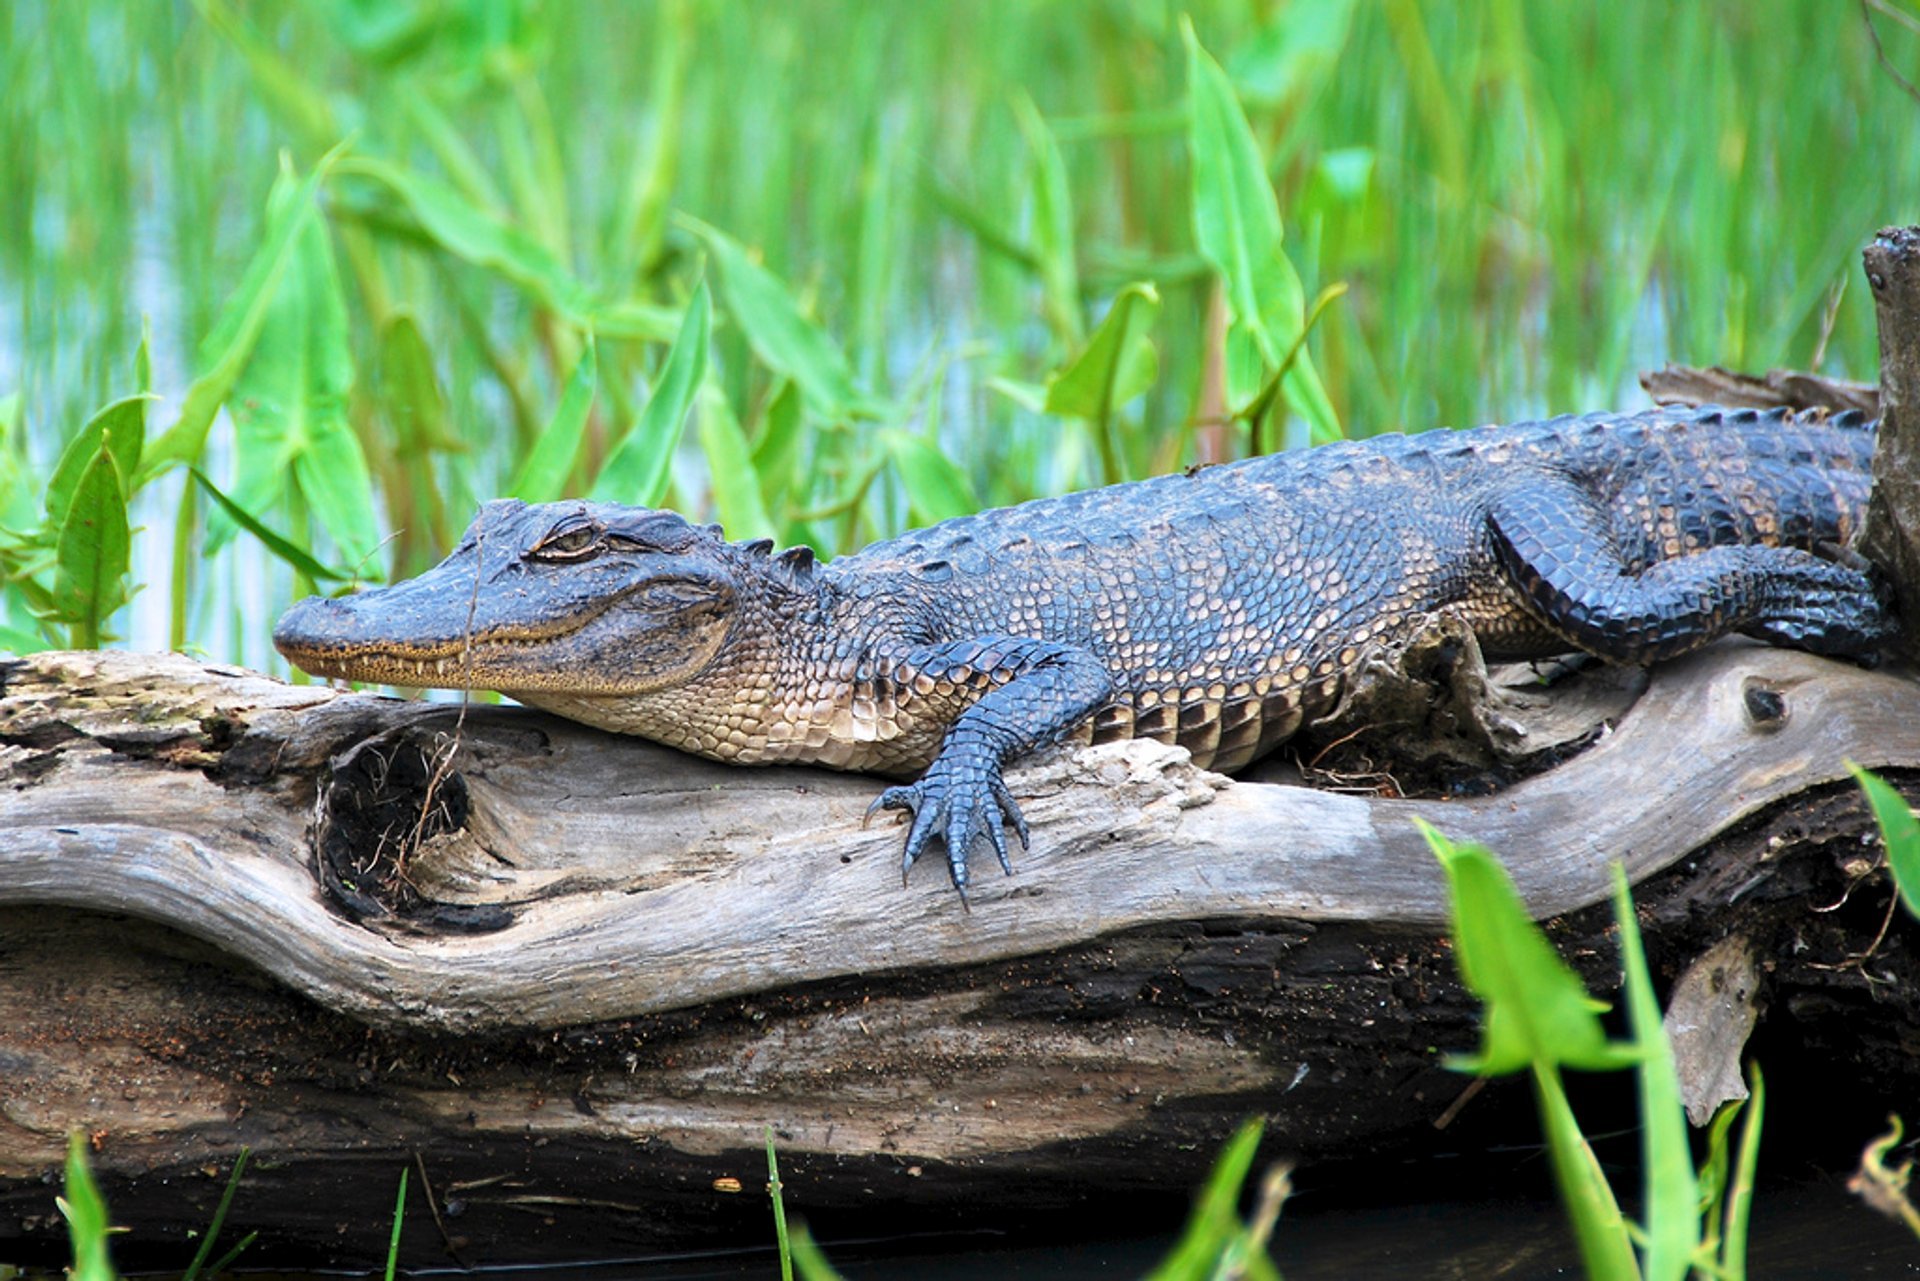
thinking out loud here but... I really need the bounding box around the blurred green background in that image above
[1,0,1917,671]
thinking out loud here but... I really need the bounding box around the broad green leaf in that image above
[697,383,775,542]
[1013,92,1082,346]
[594,283,710,505]
[1420,821,1635,1075]
[1044,282,1161,420]
[59,1132,115,1281]
[192,469,352,583]
[142,145,346,483]
[210,162,380,568]
[47,394,150,526]
[1847,761,1920,919]
[1182,18,1340,443]
[49,447,131,645]
[679,214,880,422]
[883,429,976,527]
[343,155,595,320]
[1613,865,1699,1281]
[509,335,598,503]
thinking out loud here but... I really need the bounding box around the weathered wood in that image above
[1639,363,1879,416]
[1862,225,1920,661]
[2,648,1919,1265]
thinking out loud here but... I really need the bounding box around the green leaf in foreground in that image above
[142,143,347,484]
[1181,17,1340,443]
[1419,820,1633,1076]
[1613,863,1699,1281]
[1142,1117,1282,1281]
[59,1132,115,1281]
[679,214,880,422]
[1424,821,1644,1281]
[508,335,598,503]
[191,469,352,583]
[1847,761,1920,919]
[49,447,131,647]
[593,282,710,505]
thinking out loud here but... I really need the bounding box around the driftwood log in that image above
[2,644,1919,1266]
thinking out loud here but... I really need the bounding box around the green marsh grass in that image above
[3,2,1918,664]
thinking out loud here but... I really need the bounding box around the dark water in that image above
[350,1175,1915,1280]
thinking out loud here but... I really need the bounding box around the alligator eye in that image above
[531,522,601,562]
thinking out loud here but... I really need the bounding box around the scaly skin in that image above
[275,406,1893,895]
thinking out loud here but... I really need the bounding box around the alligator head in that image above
[274,499,808,699]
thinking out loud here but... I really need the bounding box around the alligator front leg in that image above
[1489,481,1895,663]
[867,637,1114,898]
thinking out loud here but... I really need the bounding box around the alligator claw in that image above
[868,755,1026,897]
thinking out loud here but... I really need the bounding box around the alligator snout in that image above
[273,594,362,657]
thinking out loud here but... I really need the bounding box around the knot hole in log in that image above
[315,725,508,934]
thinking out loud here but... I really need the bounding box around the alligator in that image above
[275,405,1893,895]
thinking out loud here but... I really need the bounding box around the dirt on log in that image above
[1,646,1918,1266]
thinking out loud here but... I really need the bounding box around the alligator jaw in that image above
[272,591,626,693]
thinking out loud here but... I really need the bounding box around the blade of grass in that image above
[385,1166,407,1281]
[191,468,352,583]
[180,1147,251,1281]
[1612,863,1699,1281]
[1532,1061,1641,1281]
[766,1126,794,1281]
[593,282,710,504]
[1044,281,1160,484]
[58,1133,115,1281]
[1722,1063,1764,1278]
[508,335,598,503]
